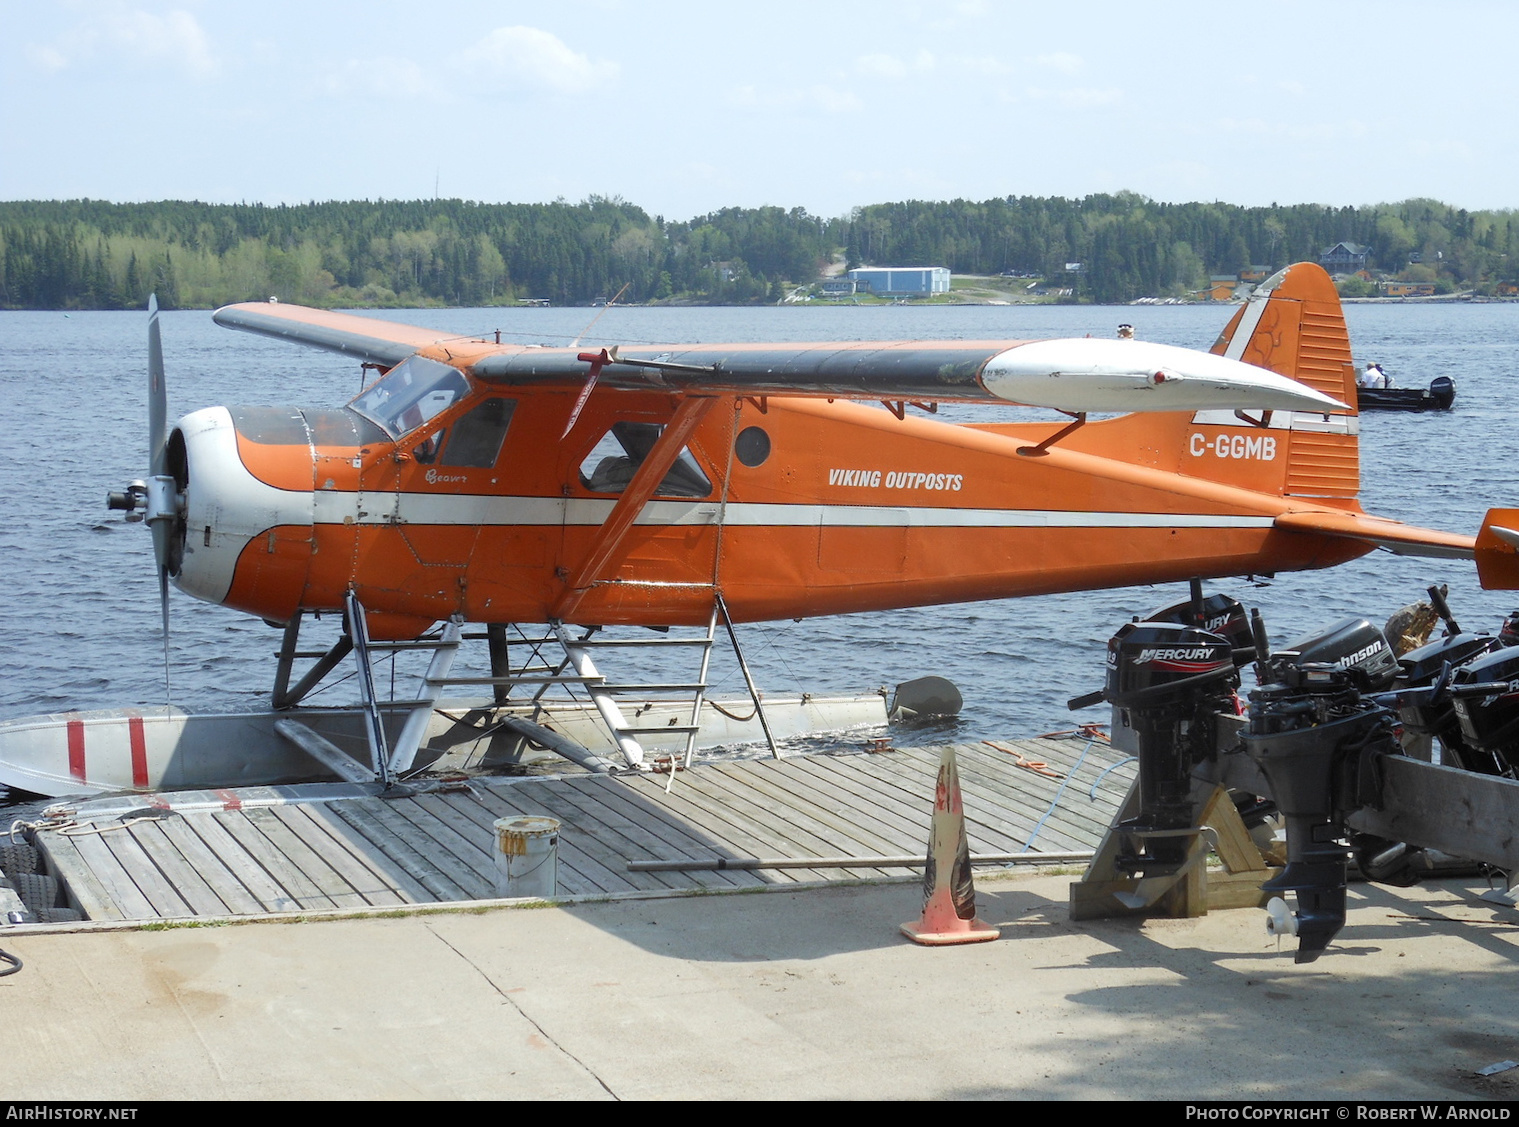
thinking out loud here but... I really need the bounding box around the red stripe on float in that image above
[214,789,243,811]
[127,714,149,789]
[66,717,86,781]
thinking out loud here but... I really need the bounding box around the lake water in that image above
[1,299,1516,794]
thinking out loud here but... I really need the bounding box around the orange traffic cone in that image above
[900,746,1001,945]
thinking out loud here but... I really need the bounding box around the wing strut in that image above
[551,396,717,622]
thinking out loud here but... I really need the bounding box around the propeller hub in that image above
[145,474,182,527]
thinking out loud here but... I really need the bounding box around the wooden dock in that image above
[27,735,1134,923]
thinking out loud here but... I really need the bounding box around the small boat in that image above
[1358,376,1455,412]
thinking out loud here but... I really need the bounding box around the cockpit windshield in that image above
[348,356,470,438]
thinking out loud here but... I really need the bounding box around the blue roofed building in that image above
[847,266,951,296]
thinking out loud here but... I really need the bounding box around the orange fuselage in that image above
[179,386,1368,639]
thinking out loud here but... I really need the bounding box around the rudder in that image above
[1205,262,1360,500]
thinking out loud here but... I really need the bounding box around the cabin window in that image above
[579,421,712,498]
[441,398,516,468]
[348,355,469,439]
[735,426,771,467]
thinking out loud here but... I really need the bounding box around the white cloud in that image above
[855,50,935,78]
[722,84,863,114]
[321,57,443,102]
[811,84,864,113]
[1034,52,1083,76]
[24,6,218,79]
[26,44,69,71]
[1216,116,1368,142]
[1026,86,1123,108]
[461,26,617,94]
[110,8,216,77]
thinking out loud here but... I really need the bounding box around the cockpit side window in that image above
[578,421,712,498]
[348,356,470,439]
[441,398,517,468]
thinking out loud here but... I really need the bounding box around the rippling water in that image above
[1,299,1516,789]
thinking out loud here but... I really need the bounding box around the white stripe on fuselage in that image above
[310,491,1275,530]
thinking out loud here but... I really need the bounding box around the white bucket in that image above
[493,816,560,898]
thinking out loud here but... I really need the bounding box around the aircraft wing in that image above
[212,302,1346,416]
[1274,509,1476,560]
[214,303,491,366]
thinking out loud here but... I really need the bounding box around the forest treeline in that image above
[1,193,1515,310]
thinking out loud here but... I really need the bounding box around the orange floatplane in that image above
[10,261,1513,797]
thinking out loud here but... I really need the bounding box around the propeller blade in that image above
[146,293,174,574]
[147,292,173,701]
[148,293,166,477]
[159,563,172,702]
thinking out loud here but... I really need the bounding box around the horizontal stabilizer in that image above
[1274,509,1475,559]
[1476,508,1519,589]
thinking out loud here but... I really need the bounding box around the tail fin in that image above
[1204,262,1360,500]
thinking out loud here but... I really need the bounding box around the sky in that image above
[4,0,1517,220]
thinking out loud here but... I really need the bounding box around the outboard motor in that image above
[1450,645,1519,778]
[1393,631,1500,767]
[1277,617,1400,692]
[1499,610,1519,648]
[1103,620,1239,876]
[1146,591,1255,668]
[1242,654,1401,963]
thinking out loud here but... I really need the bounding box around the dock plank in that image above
[241,807,372,909]
[176,811,304,913]
[95,823,195,918]
[37,829,134,920]
[215,811,340,910]
[153,816,269,916]
[415,787,668,896]
[122,820,232,917]
[532,778,763,890]
[703,761,919,872]
[617,772,826,881]
[263,805,409,908]
[325,800,485,901]
[279,803,433,905]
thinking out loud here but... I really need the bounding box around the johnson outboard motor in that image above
[1102,620,1239,876]
[1243,621,1404,963]
[1277,617,1400,692]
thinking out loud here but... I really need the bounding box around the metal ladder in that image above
[550,609,719,769]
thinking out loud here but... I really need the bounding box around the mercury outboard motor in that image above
[1146,591,1255,668]
[1243,642,1402,963]
[1103,620,1239,876]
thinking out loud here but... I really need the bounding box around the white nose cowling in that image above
[981,338,1347,415]
[172,406,317,608]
